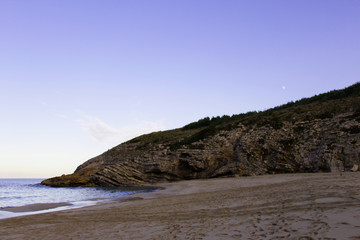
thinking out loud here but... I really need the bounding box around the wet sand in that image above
[1,172,360,239]
[2,203,72,213]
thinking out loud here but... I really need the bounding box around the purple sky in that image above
[0,0,359,177]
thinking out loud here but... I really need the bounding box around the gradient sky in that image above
[1,0,359,178]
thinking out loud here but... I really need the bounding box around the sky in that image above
[0,0,359,178]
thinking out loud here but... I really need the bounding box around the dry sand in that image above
[1,172,360,240]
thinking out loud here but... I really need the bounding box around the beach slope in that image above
[2,173,360,239]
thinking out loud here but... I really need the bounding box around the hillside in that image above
[42,83,360,187]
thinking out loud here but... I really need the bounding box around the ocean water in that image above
[0,179,156,219]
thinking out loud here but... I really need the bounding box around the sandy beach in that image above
[1,172,360,239]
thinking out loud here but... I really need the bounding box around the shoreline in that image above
[1,172,360,239]
[0,182,159,220]
[1,202,73,213]
[0,200,100,220]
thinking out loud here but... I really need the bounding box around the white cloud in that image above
[55,113,67,119]
[282,86,286,90]
[77,115,164,144]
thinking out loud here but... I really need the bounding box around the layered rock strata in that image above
[42,111,360,187]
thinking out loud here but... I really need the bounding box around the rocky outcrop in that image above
[41,111,360,187]
[42,83,360,187]
[233,113,360,175]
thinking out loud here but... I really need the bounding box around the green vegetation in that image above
[126,82,360,150]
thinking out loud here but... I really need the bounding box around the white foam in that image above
[0,200,98,220]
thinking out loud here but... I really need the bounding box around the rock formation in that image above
[42,83,360,187]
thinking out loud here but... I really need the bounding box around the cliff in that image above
[41,83,360,187]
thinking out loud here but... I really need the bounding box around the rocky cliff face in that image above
[42,83,360,187]
[41,110,360,187]
[234,113,360,175]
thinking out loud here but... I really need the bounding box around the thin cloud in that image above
[78,115,164,143]
[55,113,67,119]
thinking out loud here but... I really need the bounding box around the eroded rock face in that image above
[41,112,360,187]
[234,114,360,175]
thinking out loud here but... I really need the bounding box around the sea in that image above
[0,178,156,219]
